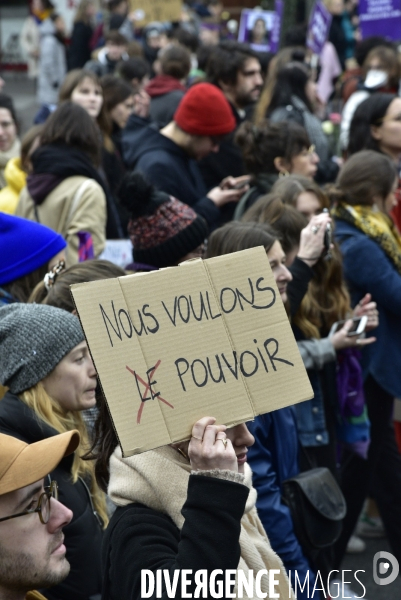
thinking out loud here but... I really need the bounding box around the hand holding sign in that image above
[188,417,238,473]
[71,247,313,456]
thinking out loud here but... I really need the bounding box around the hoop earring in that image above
[279,170,290,178]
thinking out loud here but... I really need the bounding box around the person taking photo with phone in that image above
[332,149,401,571]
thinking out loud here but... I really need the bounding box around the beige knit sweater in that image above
[109,445,295,600]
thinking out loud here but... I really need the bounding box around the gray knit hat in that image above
[0,304,85,394]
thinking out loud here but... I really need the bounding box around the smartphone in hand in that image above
[329,315,368,337]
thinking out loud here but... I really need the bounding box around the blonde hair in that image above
[21,382,108,527]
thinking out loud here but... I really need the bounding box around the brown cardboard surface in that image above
[71,247,313,456]
[129,0,182,26]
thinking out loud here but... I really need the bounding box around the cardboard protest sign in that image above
[71,247,313,456]
[238,1,283,53]
[306,1,332,55]
[359,0,401,41]
[129,0,182,26]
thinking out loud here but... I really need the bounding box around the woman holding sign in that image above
[91,405,295,598]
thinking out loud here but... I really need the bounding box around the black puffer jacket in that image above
[0,392,103,600]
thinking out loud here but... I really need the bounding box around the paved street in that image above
[342,537,401,599]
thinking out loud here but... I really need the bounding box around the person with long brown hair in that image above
[16,102,107,265]
[243,182,378,584]
[89,387,294,599]
[270,174,329,222]
[289,181,376,476]
[205,221,320,599]
[255,61,339,184]
[100,75,134,213]
[29,259,126,310]
[59,69,126,236]
[332,149,401,569]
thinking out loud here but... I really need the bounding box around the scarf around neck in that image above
[27,143,124,239]
[145,75,186,98]
[333,202,401,274]
[28,144,106,204]
[109,445,294,600]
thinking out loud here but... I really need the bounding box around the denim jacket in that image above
[294,338,336,447]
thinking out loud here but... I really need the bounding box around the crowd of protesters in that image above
[0,0,401,599]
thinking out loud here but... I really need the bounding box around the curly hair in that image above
[235,119,310,176]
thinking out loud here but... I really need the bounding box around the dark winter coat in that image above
[334,217,401,398]
[0,392,103,600]
[198,103,247,222]
[68,21,94,70]
[121,115,220,227]
[146,75,186,128]
[234,173,279,220]
[247,411,313,600]
[101,475,249,600]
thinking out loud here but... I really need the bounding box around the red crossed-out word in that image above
[126,359,174,424]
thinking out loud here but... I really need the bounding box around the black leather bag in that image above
[282,467,347,552]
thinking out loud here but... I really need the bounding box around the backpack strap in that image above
[65,179,94,229]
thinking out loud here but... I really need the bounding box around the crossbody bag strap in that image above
[65,178,94,229]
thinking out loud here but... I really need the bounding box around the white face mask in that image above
[364,69,389,90]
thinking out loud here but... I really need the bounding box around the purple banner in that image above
[238,2,283,53]
[359,0,401,41]
[270,0,284,54]
[306,1,332,55]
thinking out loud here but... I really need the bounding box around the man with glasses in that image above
[0,430,79,600]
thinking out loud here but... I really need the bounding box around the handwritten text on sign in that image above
[71,248,313,456]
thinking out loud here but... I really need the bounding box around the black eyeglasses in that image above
[0,481,58,524]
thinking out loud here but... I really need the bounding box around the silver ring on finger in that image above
[311,225,319,234]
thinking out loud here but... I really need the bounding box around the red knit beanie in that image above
[174,82,236,136]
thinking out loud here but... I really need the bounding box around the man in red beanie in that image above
[121,82,249,229]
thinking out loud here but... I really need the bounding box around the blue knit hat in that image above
[0,214,66,286]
